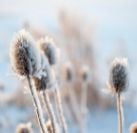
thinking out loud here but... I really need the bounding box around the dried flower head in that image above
[10,29,40,76]
[32,75,48,91]
[80,65,90,81]
[130,122,137,133]
[45,120,52,133]
[32,53,53,91]
[109,58,128,93]
[16,123,32,133]
[38,36,58,66]
[63,62,74,82]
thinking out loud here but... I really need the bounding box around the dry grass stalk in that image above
[54,87,68,133]
[42,91,58,133]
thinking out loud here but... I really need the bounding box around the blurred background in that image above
[0,0,137,133]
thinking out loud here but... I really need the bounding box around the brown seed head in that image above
[109,58,128,93]
[16,123,32,133]
[130,122,137,133]
[45,120,52,133]
[38,36,58,66]
[10,29,40,76]
[80,65,91,81]
[32,53,53,91]
[64,62,74,82]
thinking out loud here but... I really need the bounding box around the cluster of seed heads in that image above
[32,53,52,91]
[109,58,128,93]
[9,27,132,133]
[10,29,58,91]
[10,29,58,133]
[31,37,58,91]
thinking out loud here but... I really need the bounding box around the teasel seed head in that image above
[10,29,40,76]
[109,58,128,94]
[64,62,74,82]
[32,53,53,91]
[16,123,32,133]
[32,75,48,91]
[45,120,52,133]
[130,122,137,133]
[80,65,91,82]
[38,36,58,66]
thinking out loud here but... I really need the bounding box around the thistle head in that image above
[109,57,128,94]
[32,53,53,91]
[16,123,32,133]
[10,29,40,76]
[130,122,137,133]
[38,36,58,66]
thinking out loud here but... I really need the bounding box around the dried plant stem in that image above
[68,84,83,133]
[27,75,48,133]
[116,93,123,133]
[80,82,88,116]
[55,87,68,133]
[79,82,88,133]
[68,84,81,121]
[42,91,57,133]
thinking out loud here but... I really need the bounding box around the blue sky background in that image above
[0,0,137,95]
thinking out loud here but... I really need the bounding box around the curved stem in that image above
[116,93,123,133]
[55,87,68,133]
[42,91,57,133]
[27,75,47,133]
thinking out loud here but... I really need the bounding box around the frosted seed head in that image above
[38,36,59,65]
[16,123,32,133]
[130,122,137,133]
[109,58,128,93]
[45,120,52,133]
[80,65,91,82]
[10,29,40,76]
[63,62,74,82]
[32,53,53,91]
[32,74,48,91]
